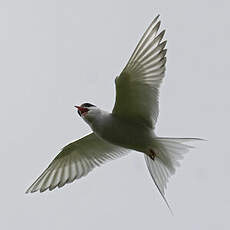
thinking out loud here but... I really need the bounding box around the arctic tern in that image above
[26,15,201,212]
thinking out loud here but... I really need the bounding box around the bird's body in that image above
[88,110,154,153]
[26,15,202,213]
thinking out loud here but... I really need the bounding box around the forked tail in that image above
[145,137,203,214]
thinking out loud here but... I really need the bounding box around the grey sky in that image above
[1,0,229,229]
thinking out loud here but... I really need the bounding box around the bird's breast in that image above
[91,113,153,152]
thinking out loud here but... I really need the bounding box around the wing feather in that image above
[113,15,167,128]
[26,133,128,193]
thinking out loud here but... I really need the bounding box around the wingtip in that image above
[155,20,161,28]
[162,40,167,45]
[25,187,31,194]
[155,14,160,20]
[25,189,32,194]
[161,29,166,36]
[25,185,40,194]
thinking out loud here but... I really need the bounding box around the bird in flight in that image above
[26,15,201,212]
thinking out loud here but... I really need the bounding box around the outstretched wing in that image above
[112,15,167,128]
[26,133,128,193]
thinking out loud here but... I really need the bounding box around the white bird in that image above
[26,15,201,212]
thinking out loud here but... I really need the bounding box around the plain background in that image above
[1,0,229,229]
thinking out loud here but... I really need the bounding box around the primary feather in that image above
[113,15,167,128]
[26,133,128,193]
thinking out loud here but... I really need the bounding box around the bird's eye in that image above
[81,103,95,108]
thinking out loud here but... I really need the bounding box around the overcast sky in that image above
[1,0,229,229]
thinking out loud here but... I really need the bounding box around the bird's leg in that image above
[149,149,156,161]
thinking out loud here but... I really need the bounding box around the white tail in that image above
[145,137,203,214]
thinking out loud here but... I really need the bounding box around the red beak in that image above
[75,106,89,113]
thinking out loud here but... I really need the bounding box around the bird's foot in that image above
[149,149,156,161]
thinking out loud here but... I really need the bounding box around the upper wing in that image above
[112,15,167,128]
[26,133,128,193]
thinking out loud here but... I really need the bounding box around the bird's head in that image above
[75,103,100,124]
